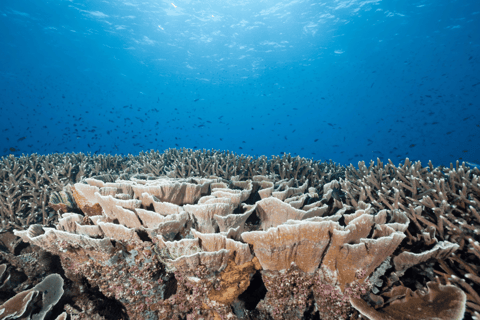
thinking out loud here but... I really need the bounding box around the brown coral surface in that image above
[0,150,478,320]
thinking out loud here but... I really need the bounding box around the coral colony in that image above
[0,149,479,319]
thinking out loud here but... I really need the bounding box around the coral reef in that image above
[0,150,344,231]
[0,151,478,319]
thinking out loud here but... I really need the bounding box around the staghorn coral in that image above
[342,157,480,317]
[0,153,133,230]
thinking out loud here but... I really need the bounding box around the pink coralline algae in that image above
[9,166,472,320]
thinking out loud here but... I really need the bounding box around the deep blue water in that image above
[1,0,479,167]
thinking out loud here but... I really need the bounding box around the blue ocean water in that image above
[0,0,479,167]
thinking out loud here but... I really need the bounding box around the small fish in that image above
[9,147,16,152]
[194,99,199,102]
[466,162,480,169]
[332,188,345,201]
[17,136,26,141]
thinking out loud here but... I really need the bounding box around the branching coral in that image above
[343,158,479,318]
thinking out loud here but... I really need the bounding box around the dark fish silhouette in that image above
[332,188,345,201]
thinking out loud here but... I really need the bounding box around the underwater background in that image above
[1,0,479,167]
